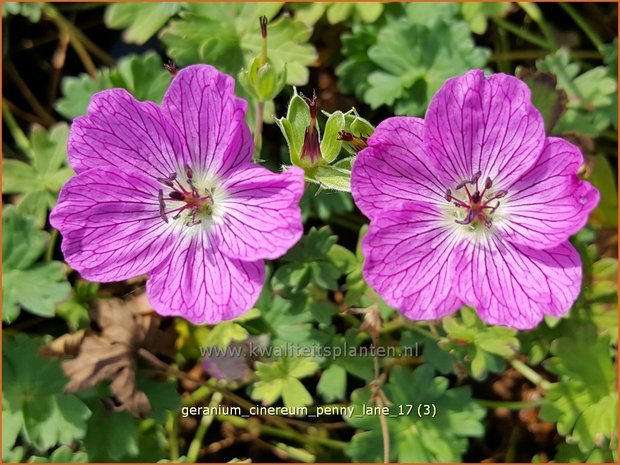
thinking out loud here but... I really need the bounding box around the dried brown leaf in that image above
[40,292,176,417]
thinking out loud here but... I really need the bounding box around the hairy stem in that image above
[511,359,552,390]
[187,392,222,462]
[492,17,552,50]
[254,101,265,160]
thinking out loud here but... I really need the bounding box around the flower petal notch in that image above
[351,70,599,330]
[51,65,305,324]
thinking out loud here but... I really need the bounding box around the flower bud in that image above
[238,17,286,102]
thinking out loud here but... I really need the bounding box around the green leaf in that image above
[365,19,489,114]
[519,69,568,132]
[300,184,354,221]
[2,206,70,322]
[161,3,316,86]
[55,52,171,120]
[337,24,380,98]
[338,10,489,115]
[105,3,181,44]
[29,445,89,463]
[326,2,384,25]
[83,403,139,461]
[2,334,91,452]
[588,155,618,228]
[346,365,485,462]
[461,2,509,34]
[440,308,519,380]
[139,376,182,425]
[2,2,44,21]
[317,363,347,402]
[259,295,313,347]
[537,50,617,136]
[252,358,318,408]
[540,326,617,454]
[2,123,73,226]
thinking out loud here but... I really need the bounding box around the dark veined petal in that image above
[425,70,545,189]
[362,202,462,320]
[50,167,179,282]
[351,117,447,220]
[215,165,305,260]
[498,137,599,249]
[146,234,265,324]
[161,65,253,179]
[68,89,189,178]
[451,236,581,330]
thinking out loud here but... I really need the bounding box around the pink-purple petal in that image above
[362,202,462,320]
[215,165,305,260]
[162,65,252,179]
[425,70,545,189]
[50,167,177,282]
[146,234,265,324]
[351,117,447,220]
[499,137,600,249]
[68,89,188,177]
[451,237,582,330]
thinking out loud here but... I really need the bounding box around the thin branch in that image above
[559,2,605,52]
[6,63,55,126]
[492,17,552,50]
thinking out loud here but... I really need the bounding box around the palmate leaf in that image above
[2,123,73,226]
[251,357,318,408]
[104,2,181,45]
[2,206,70,322]
[55,52,171,120]
[2,334,91,457]
[537,49,617,136]
[161,3,317,86]
[337,4,489,115]
[439,307,520,380]
[346,365,485,462]
[540,325,617,456]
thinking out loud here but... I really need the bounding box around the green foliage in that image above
[2,206,70,323]
[2,123,73,226]
[520,70,568,132]
[272,226,355,293]
[2,2,44,21]
[2,334,91,457]
[537,49,617,136]
[540,325,617,459]
[2,4,618,463]
[461,2,509,34]
[337,4,490,114]
[439,308,520,380]
[346,365,485,462]
[104,3,181,45]
[55,52,171,119]
[83,403,140,461]
[28,446,89,463]
[161,3,316,86]
[294,2,384,26]
[299,184,355,221]
[252,357,318,408]
[589,155,618,228]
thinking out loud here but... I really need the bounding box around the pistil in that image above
[157,170,214,227]
[448,172,508,228]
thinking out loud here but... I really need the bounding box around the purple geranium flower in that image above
[351,70,599,329]
[50,65,304,324]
